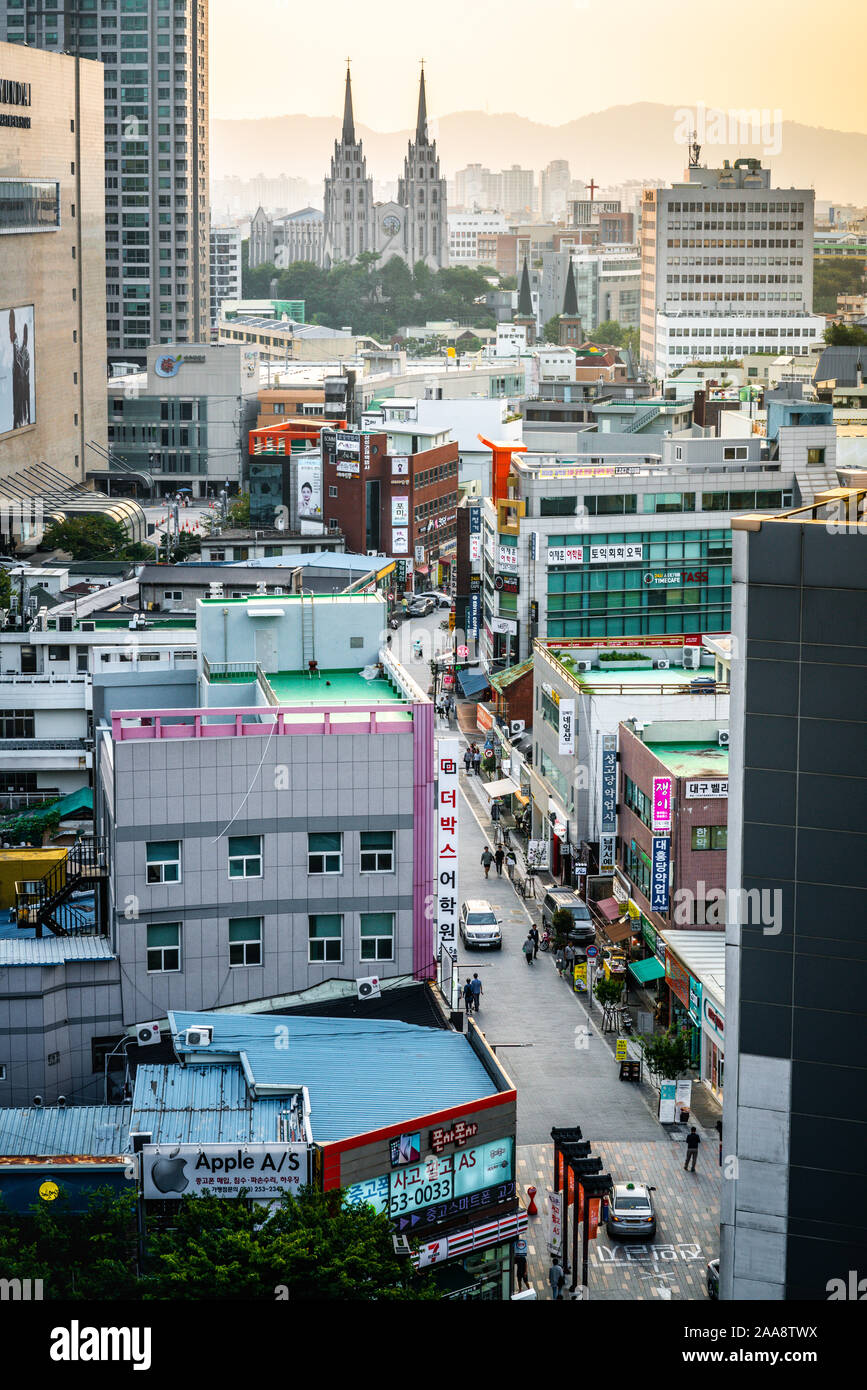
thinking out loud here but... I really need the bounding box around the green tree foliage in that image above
[813,256,866,315]
[0,1188,139,1299]
[823,321,867,346]
[637,1027,693,1080]
[0,567,10,609]
[544,315,562,344]
[591,320,640,355]
[42,516,152,562]
[242,256,498,342]
[594,976,625,1005]
[551,907,575,950]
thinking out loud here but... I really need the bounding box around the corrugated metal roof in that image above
[0,1105,131,1157]
[0,935,116,966]
[131,1064,289,1144]
[489,659,533,692]
[163,1011,499,1142]
[661,929,725,1003]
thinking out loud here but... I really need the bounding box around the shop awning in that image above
[595,897,622,923]
[485,777,519,799]
[629,956,665,984]
[457,669,490,698]
[513,791,529,806]
[602,918,633,944]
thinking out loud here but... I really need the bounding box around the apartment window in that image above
[308,832,341,874]
[0,710,34,738]
[360,911,395,961]
[228,916,262,967]
[723,446,748,461]
[146,922,181,972]
[360,830,394,873]
[540,496,577,517]
[691,825,728,851]
[308,913,342,962]
[163,589,182,602]
[807,447,826,465]
[146,839,181,884]
[228,834,262,878]
[48,645,70,661]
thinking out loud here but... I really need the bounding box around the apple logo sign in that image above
[150,1155,189,1194]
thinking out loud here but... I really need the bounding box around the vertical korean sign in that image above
[436,740,459,959]
[652,776,673,833]
[599,733,618,874]
[558,698,575,756]
[547,1189,563,1255]
[651,836,670,913]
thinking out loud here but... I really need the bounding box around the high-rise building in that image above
[209,224,242,330]
[499,166,535,219]
[639,157,824,379]
[722,491,867,1299]
[2,0,211,364]
[540,159,570,220]
[0,40,107,493]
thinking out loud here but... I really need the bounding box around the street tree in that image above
[637,1027,692,1079]
[42,515,152,562]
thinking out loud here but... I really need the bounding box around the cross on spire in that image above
[587,177,598,200]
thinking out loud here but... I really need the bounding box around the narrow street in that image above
[435,721,722,1301]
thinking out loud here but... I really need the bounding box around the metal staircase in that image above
[623,406,660,434]
[16,836,109,938]
[300,591,318,674]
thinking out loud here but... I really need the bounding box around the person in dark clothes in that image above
[470,973,483,1011]
[463,978,474,1013]
[522,935,535,966]
[514,1237,530,1291]
[715,1117,723,1166]
[529,925,540,958]
[472,747,481,776]
[684,1126,701,1172]
[463,747,472,774]
[494,845,505,876]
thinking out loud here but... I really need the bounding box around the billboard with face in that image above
[296,456,322,521]
[1,305,36,437]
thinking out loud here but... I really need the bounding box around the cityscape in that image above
[0,0,864,1356]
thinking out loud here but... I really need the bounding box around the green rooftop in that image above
[645,741,729,779]
[263,669,406,706]
[86,616,196,630]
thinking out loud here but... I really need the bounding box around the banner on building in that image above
[392,528,408,554]
[296,456,322,522]
[652,776,673,832]
[685,779,728,799]
[598,832,616,875]
[391,456,409,475]
[436,741,460,957]
[600,734,617,833]
[547,545,584,566]
[469,534,481,561]
[469,507,481,533]
[391,496,409,525]
[142,1143,310,1201]
[497,544,519,573]
[558,698,575,756]
[651,836,670,913]
[547,1190,563,1255]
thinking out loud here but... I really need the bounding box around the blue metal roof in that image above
[165,1010,499,1142]
[457,668,491,698]
[0,934,116,966]
[0,1105,131,1157]
[130,1064,290,1144]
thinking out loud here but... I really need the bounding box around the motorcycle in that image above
[540,929,554,952]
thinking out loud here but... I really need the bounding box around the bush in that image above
[597,650,647,662]
[595,976,624,1005]
[551,907,574,949]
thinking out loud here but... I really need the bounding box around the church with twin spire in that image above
[323,65,448,271]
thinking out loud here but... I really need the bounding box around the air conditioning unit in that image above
[208,582,224,599]
[718,730,729,747]
[681,647,700,670]
[59,615,74,633]
[366,549,380,557]
[81,621,95,632]
[655,658,670,670]
[575,660,593,672]
[356,976,381,1000]
[183,1025,213,1047]
[510,719,526,736]
[136,1021,161,1047]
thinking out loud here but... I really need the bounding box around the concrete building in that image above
[540,160,571,221]
[2,0,210,363]
[97,343,260,499]
[541,248,641,334]
[248,205,324,270]
[209,224,242,330]
[447,212,509,266]
[498,166,535,219]
[640,159,824,379]
[0,41,107,493]
[721,489,867,1300]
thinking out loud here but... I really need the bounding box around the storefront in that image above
[702,990,725,1098]
[657,933,725,1098]
[664,947,701,1067]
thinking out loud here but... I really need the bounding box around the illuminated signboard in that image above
[345,1136,515,1229]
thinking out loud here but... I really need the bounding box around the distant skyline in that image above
[210,0,867,135]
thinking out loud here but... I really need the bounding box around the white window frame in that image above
[228,834,262,879]
[163,589,183,601]
[146,921,181,973]
[228,916,263,967]
[146,839,181,884]
[308,832,342,875]
[308,913,343,963]
[359,830,394,874]
[359,911,395,962]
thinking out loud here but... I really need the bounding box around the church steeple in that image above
[558,257,583,346]
[415,65,428,145]
[342,63,355,145]
[514,257,536,344]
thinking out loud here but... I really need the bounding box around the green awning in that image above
[629,956,665,984]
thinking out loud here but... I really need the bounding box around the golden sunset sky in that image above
[210,0,867,133]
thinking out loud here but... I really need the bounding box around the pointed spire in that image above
[517,258,533,318]
[562,258,579,317]
[342,63,355,145]
[415,64,428,145]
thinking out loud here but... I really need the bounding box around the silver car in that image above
[606,1182,657,1240]
[460,899,503,950]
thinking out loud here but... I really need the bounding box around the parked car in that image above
[459,899,503,950]
[606,1182,656,1240]
[406,596,436,617]
[541,887,596,947]
[706,1258,720,1298]
[427,590,454,609]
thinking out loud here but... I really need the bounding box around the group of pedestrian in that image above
[436,693,455,721]
[462,974,483,1012]
[463,744,482,776]
[480,845,506,879]
[522,927,540,965]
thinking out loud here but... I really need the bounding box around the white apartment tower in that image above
[639,156,823,378]
[2,0,211,364]
[209,224,242,329]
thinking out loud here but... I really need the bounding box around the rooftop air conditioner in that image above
[718,730,729,747]
[81,621,95,632]
[681,647,700,670]
[136,1021,161,1047]
[356,976,381,1000]
[575,660,592,672]
[655,658,671,670]
[183,1025,213,1047]
[510,719,526,736]
[208,582,224,599]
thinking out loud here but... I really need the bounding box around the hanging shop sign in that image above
[652,776,673,832]
[497,544,519,572]
[558,698,575,756]
[598,832,616,876]
[600,734,618,833]
[650,836,670,913]
[664,949,690,1008]
[141,1144,310,1200]
[685,779,728,799]
[688,976,703,1026]
[435,742,460,957]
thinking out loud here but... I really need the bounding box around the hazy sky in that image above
[210,0,867,132]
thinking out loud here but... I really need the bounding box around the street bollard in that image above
[526,1185,538,1216]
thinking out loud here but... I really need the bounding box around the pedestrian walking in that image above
[530,925,540,958]
[715,1117,723,1166]
[491,799,501,824]
[462,978,474,1013]
[481,847,494,878]
[494,846,505,876]
[548,1259,565,1301]
[470,973,483,1011]
[564,942,575,970]
[463,747,472,775]
[522,935,535,966]
[514,1237,530,1292]
[684,1126,701,1172]
[472,747,481,777]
